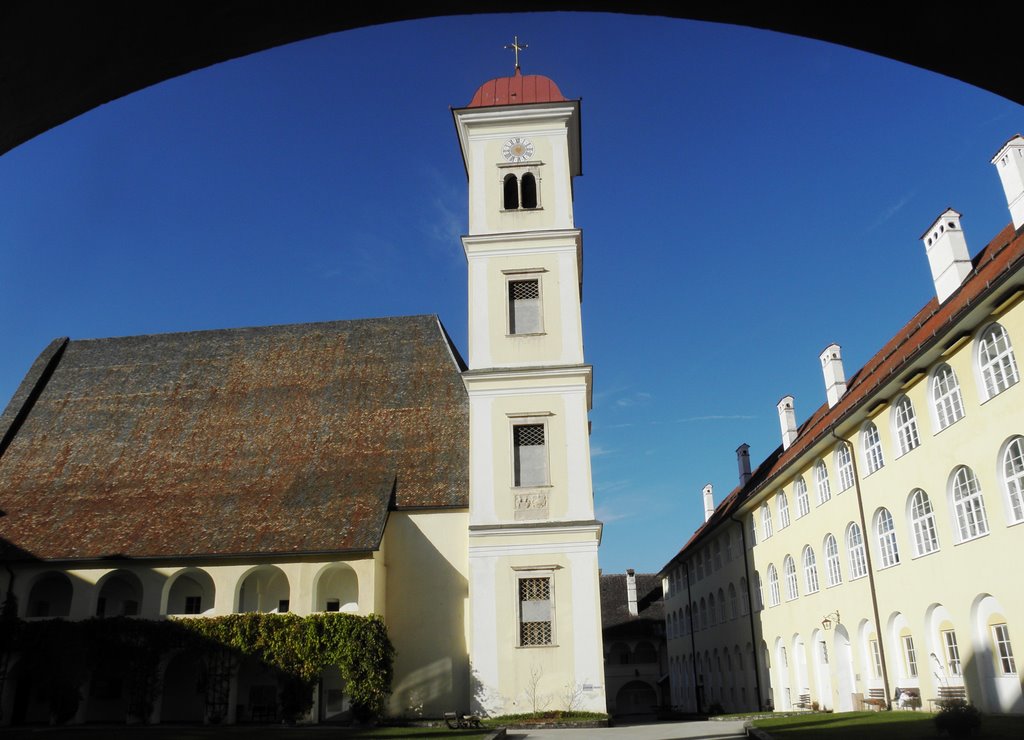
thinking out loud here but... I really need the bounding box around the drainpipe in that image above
[832,429,893,710]
[731,513,764,711]
[684,559,702,714]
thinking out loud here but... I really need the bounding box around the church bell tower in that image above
[454,63,606,715]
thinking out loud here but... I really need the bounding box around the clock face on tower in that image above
[502,137,535,163]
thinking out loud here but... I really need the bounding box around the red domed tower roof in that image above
[467,69,566,108]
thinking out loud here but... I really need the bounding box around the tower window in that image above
[513,423,548,487]
[509,279,542,334]
[503,174,519,209]
[500,168,541,210]
[518,575,553,646]
[521,173,538,208]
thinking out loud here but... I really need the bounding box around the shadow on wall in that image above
[383,514,469,718]
[959,649,1024,715]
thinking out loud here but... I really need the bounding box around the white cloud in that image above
[595,504,633,523]
[673,414,757,423]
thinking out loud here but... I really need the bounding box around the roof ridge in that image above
[65,313,445,344]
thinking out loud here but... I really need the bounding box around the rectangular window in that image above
[870,639,883,678]
[184,596,202,614]
[902,635,919,678]
[993,623,1017,674]
[519,576,553,646]
[278,599,290,613]
[509,278,542,334]
[943,630,962,676]
[513,423,548,487]
[325,599,340,612]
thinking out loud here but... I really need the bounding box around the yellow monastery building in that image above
[661,135,1024,716]
[0,69,607,725]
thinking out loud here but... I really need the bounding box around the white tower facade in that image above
[454,70,606,715]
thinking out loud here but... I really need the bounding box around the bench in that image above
[796,692,812,709]
[894,687,921,710]
[444,711,482,729]
[928,685,968,712]
[865,688,887,710]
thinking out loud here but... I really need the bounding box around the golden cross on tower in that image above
[504,35,528,72]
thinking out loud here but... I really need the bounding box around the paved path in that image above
[506,719,749,739]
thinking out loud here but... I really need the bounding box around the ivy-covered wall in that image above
[1,612,394,724]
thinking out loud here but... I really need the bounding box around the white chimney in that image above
[626,568,638,617]
[920,209,972,303]
[820,343,847,408]
[736,444,752,485]
[991,134,1024,230]
[777,395,798,450]
[702,483,715,522]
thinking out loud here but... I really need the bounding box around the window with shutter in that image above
[509,279,542,334]
[519,576,553,646]
[513,423,548,487]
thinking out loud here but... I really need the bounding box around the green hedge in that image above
[3,612,394,724]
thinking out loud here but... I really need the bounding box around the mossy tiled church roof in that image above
[0,315,468,561]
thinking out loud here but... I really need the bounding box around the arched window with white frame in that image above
[795,477,810,518]
[823,534,842,586]
[802,546,819,594]
[862,422,884,475]
[717,588,726,623]
[766,565,780,607]
[932,363,965,431]
[1002,435,1024,525]
[502,173,520,209]
[783,555,798,601]
[815,460,831,504]
[729,582,738,619]
[700,598,708,630]
[908,489,939,556]
[950,465,989,542]
[892,395,920,456]
[874,508,900,568]
[846,522,867,579]
[761,503,774,540]
[708,593,717,626]
[835,443,855,492]
[977,322,1020,400]
[778,491,790,529]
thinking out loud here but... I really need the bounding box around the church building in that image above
[0,67,607,724]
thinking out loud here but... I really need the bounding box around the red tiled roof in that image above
[662,223,1024,572]
[467,69,566,108]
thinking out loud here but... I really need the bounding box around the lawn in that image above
[0,726,491,740]
[753,711,1024,739]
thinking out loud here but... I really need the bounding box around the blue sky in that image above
[1,13,1021,575]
